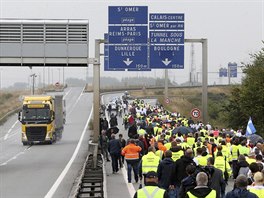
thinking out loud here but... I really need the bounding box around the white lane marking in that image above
[0,130,19,142]
[102,93,135,197]
[4,120,19,140]
[121,167,136,198]
[63,88,72,99]
[44,106,93,198]
[67,86,85,115]
[0,146,31,166]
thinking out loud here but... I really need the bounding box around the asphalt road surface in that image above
[0,87,93,198]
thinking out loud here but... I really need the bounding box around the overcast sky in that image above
[0,0,263,87]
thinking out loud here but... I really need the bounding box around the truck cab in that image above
[18,95,63,145]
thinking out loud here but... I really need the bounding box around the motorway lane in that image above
[0,87,93,198]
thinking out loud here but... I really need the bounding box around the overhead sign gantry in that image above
[0,19,90,67]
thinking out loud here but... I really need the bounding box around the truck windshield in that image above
[22,108,50,120]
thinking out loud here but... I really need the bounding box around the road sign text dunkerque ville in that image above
[108,6,148,70]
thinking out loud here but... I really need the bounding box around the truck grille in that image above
[26,127,47,141]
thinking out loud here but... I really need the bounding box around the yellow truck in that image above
[18,95,65,145]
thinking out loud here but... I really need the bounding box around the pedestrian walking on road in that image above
[157,150,177,197]
[122,139,142,183]
[206,157,226,198]
[118,134,126,168]
[108,134,121,174]
[172,148,196,189]
[99,130,110,161]
[128,122,138,139]
[139,146,160,185]
[133,171,169,198]
[225,175,258,198]
[186,172,216,198]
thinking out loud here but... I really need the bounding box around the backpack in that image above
[194,165,214,186]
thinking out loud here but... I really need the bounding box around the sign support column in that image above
[91,39,103,168]
[185,39,208,124]
[165,69,168,99]
[202,38,208,124]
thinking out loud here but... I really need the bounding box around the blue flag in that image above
[246,117,256,136]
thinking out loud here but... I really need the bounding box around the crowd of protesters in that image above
[99,98,264,198]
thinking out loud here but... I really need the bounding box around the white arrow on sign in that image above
[123,58,133,66]
[162,58,171,66]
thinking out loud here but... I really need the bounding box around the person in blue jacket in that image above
[225,175,258,198]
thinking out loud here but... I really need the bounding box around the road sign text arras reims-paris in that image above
[108,6,148,70]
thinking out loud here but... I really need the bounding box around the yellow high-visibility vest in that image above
[155,150,163,160]
[187,189,216,198]
[231,145,239,160]
[187,137,195,146]
[239,146,250,156]
[137,186,165,198]
[197,155,209,166]
[214,156,232,177]
[142,152,160,174]
[171,150,184,162]
[248,187,264,198]
[164,142,172,150]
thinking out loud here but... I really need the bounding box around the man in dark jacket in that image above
[108,134,121,174]
[206,157,226,198]
[186,172,216,198]
[145,123,154,136]
[128,122,137,138]
[157,150,175,190]
[178,164,196,198]
[225,175,258,198]
[172,148,196,188]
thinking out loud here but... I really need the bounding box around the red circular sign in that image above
[55,82,60,87]
[191,108,201,119]
[165,98,170,104]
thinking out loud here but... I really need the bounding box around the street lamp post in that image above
[30,73,37,95]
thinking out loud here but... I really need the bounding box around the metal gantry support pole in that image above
[91,39,104,168]
[201,39,208,124]
[185,39,208,123]
[228,66,231,85]
[93,39,102,144]
[164,69,168,99]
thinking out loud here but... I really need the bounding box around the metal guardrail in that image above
[93,84,232,93]
[75,154,104,198]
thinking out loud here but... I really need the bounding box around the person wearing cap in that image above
[186,172,216,198]
[225,175,258,198]
[133,171,168,198]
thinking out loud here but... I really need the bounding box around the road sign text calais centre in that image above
[108,6,149,70]
[149,13,184,69]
